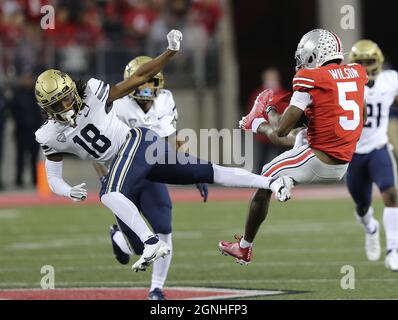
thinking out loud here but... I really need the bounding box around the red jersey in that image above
[292,63,368,162]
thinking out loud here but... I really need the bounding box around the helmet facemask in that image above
[48,90,82,127]
[130,77,162,101]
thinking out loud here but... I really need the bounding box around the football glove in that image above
[167,29,183,51]
[69,183,87,202]
[239,89,274,131]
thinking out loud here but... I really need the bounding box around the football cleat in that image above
[148,288,166,300]
[132,239,171,272]
[385,249,398,272]
[365,220,381,261]
[240,89,274,130]
[270,176,294,202]
[109,225,130,265]
[218,235,252,265]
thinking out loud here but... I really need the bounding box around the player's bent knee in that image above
[382,187,398,207]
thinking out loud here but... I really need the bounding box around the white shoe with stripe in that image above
[270,176,294,202]
[365,220,381,261]
[132,240,171,272]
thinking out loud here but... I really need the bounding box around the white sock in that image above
[113,230,133,255]
[383,207,398,251]
[212,164,271,189]
[150,233,172,291]
[101,192,154,243]
[240,238,252,248]
[354,207,377,234]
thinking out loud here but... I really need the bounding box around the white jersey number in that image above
[72,124,111,159]
[337,82,360,131]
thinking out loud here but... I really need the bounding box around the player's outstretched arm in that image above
[106,30,182,104]
[45,154,87,202]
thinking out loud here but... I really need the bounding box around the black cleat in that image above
[109,225,130,265]
[148,288,165,300]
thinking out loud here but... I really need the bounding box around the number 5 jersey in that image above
[354,70,398,154]
[35,78,131,166]
[292,63,368,162]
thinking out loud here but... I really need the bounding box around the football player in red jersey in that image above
[219,29,369,265]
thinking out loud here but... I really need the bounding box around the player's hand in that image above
[196,183,208,202]
[167,29,183,51]
[69,183,87,202]
[254,89,274,112]
[239,89,274,130]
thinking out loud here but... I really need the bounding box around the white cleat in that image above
[132,240,171,272]
[270,176,294,202]
[365,221,381,261]
[385,249,398,272]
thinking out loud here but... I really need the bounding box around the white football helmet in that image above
[295,29,344,70]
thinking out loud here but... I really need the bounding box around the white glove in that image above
[69,183,87,202]
[167,29,183,51]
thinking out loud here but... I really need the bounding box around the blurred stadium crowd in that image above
[0,0,222,190]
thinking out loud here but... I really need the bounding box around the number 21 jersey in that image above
[292,63,368,162]
[355,70,398,154]
[35,78,131,165]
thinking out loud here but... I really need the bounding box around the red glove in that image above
[240,89,274,130]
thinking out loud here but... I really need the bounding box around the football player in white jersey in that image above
[346,40,398,271]
[93,55,208,300]
[34,30,292,273]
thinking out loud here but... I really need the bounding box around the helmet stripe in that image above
[331,32,341,52]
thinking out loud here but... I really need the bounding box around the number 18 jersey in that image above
[355,70,398,154]
[292,63,368,162]
[35,78,131,165]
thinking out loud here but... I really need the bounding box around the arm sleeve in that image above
[87,78,111,107]
[35,126,58,157]
[289,91,312,111]
[45,159,72,197]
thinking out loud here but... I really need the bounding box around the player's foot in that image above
[365,220,381,261]
[109,225,130,265]
[132,238,171,272]
[148,288,166,300]
[240,89,274,130]
[270,176,294,202]
[385,249,398,271]
[218,235,252,265]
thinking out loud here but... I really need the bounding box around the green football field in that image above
[0,197,397,299]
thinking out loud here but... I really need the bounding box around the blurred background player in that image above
[245,67,289,172]
[93,55,208,300]
[10,72,43,187]
[346,40,398,271]
[219,29,368,265]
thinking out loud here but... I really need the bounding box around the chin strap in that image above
[63,109,77,127]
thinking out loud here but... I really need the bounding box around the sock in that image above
[212,164,271,189]
[383,207,398,251]
[150,233,172,291]
[101,192,154,243]
[354,207,377,234]
[240,238,252,248]
[113,230,133,255]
